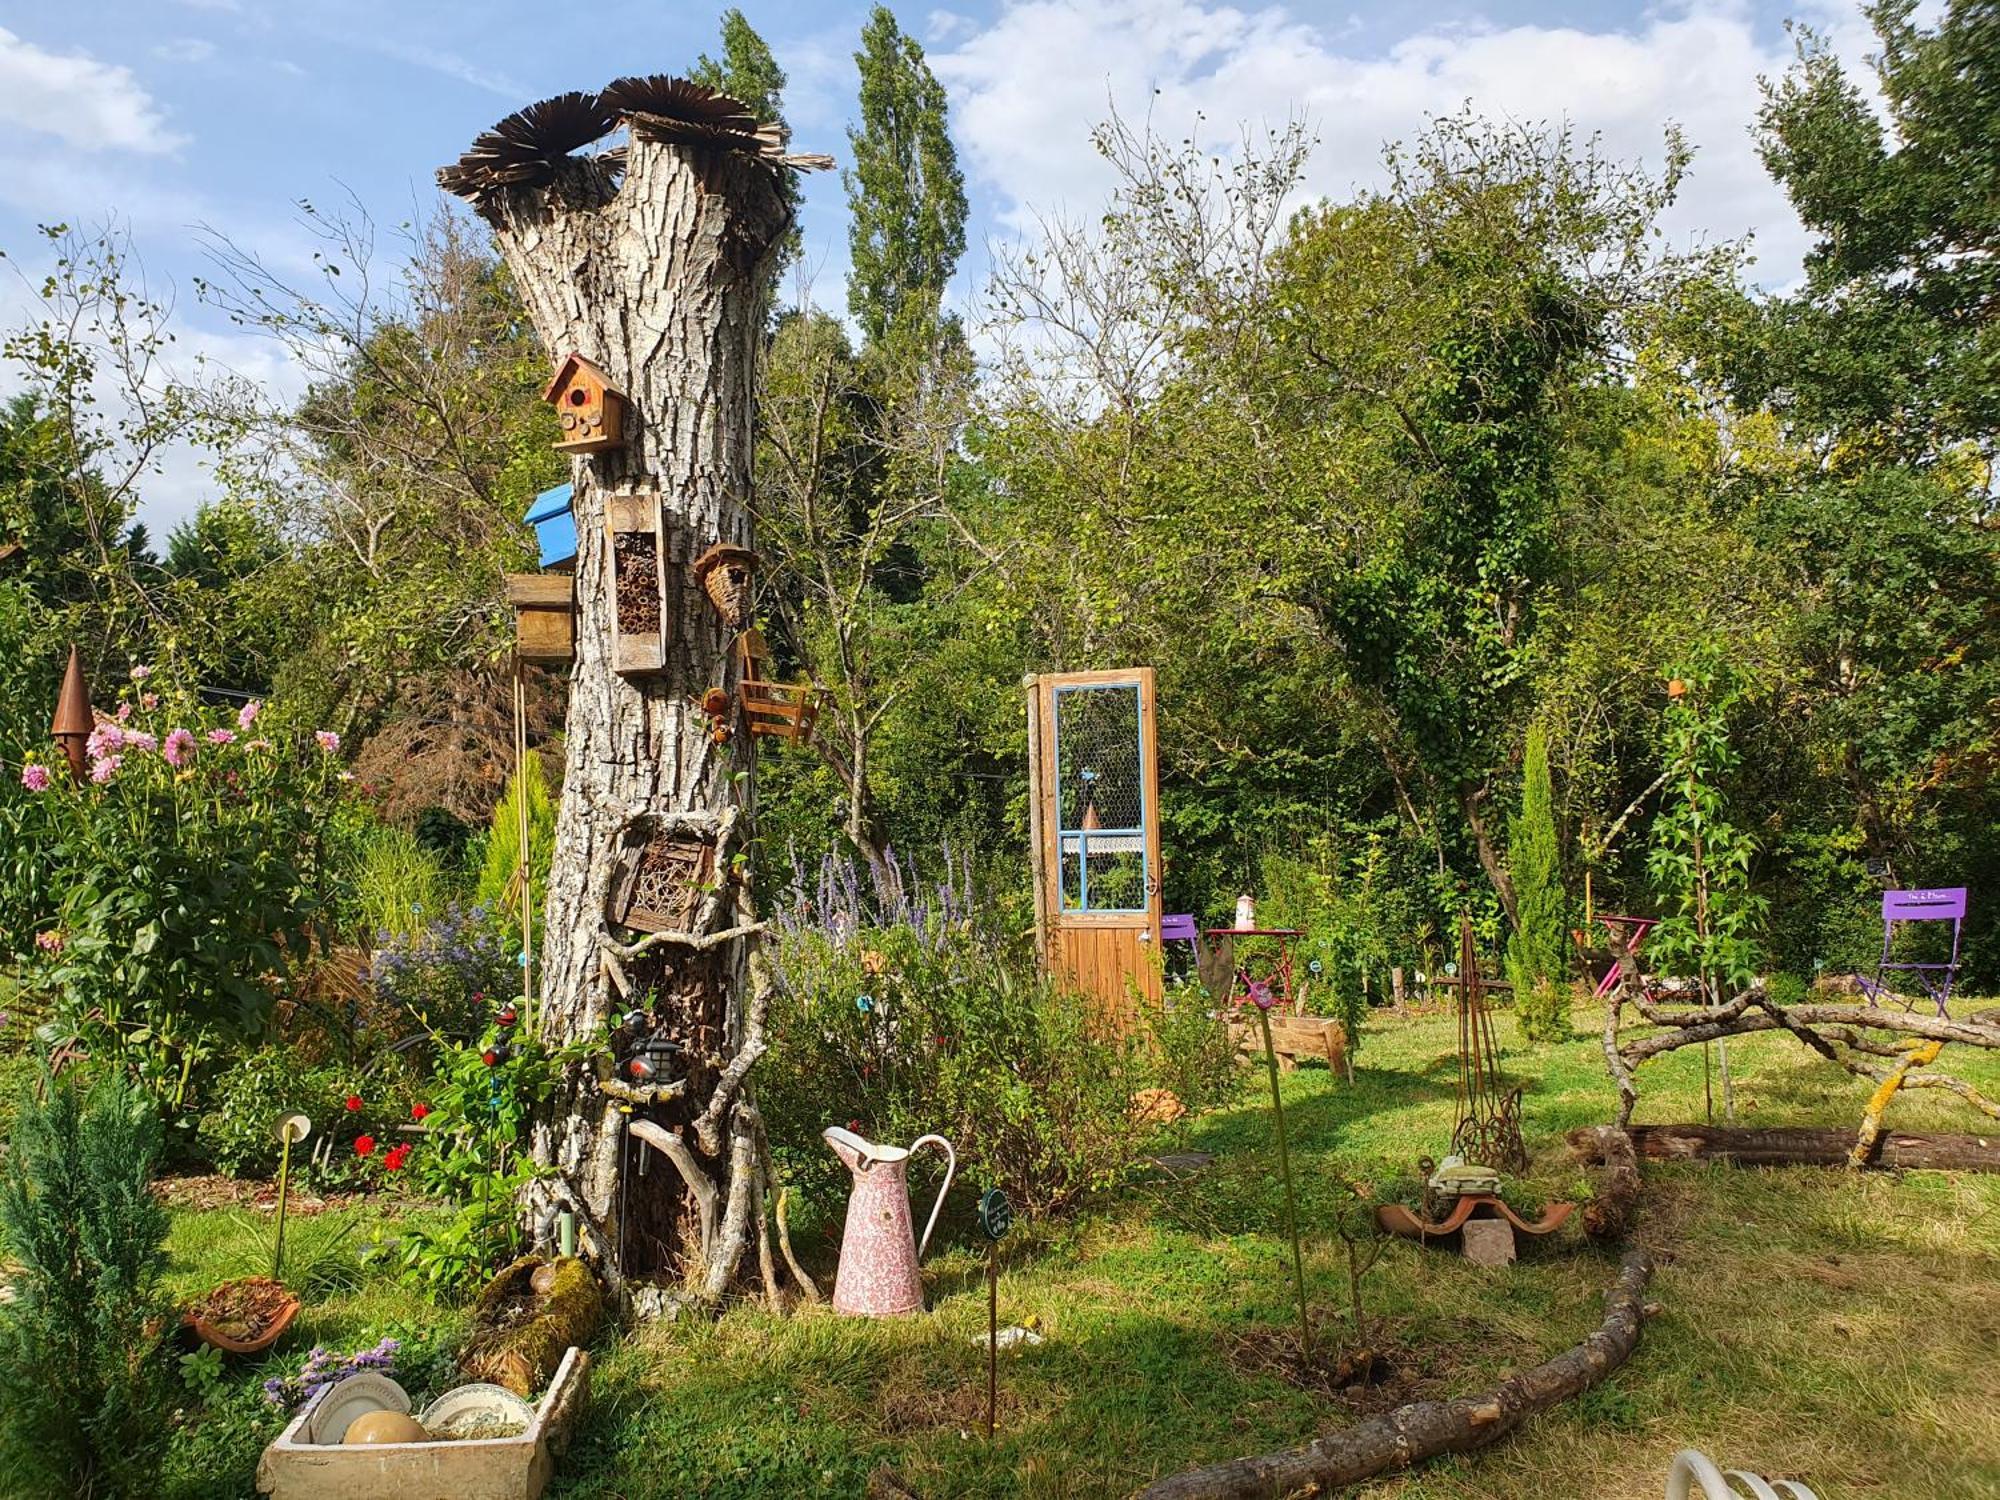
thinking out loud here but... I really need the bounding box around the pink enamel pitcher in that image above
[823,1126,956,1317]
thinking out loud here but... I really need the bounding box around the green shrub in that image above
[8,677,347,1102]
[762,854,1156,1223]
[1515,977,1573,1043]
[193,1047,417,1187]
[474,749,557,926]
[349,822,453,941]
[0,1069,173,1500]
[1146,983,1240,1116]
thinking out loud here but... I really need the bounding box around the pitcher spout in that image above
[823,1124,879,1173]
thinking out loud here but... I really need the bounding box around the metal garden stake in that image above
[1251,984,1313,1359]
[273,1113,311,1281]
[977,1187,1014,1439]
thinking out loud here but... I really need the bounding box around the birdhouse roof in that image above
[542,352,619,404]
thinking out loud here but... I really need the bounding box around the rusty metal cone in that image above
[51,645,91,782]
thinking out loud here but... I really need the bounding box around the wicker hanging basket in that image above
[692,543,757,630]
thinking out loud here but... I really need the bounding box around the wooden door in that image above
[1027,669,1163,1032]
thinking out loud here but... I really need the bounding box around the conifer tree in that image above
[1507,722,1570,1040]
[0,1071,171,1498]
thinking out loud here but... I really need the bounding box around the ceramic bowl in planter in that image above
[184,1275,300,1356]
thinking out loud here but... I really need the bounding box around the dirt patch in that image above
[153,1174,375,1215]
[1227,1323,1410,1410]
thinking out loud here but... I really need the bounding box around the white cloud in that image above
[0,27,186,154]
[153,38,218,64]
[932,0,1885,289]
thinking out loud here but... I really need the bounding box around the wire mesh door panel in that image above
[1029,669,1162,1032]
[1054,682,1149,912]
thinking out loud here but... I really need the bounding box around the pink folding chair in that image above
[1588,914,1657,1001]
[1856,888,1966,1019]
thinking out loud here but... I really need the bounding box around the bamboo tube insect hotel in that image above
[605,496,669,676]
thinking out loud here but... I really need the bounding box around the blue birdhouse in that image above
[524,484,576,570]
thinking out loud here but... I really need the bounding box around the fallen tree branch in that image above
[1569,1123,2000,1173]
[1136,1249,1654,1499]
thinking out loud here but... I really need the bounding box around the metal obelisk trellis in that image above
[1451,912,1528,1174]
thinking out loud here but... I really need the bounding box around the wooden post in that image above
[1392,967,1406,1007]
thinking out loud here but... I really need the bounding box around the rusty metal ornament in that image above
[51,645,91,782]
[1450,912,1528,1175]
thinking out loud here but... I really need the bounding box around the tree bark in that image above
[1570,1123,2000,1174]
[1137,1249,1654,1499]
[474,137,792,1301]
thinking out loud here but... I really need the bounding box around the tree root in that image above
[1136,1249,1655,1499]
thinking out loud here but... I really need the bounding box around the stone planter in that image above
[255,1345,591,1500]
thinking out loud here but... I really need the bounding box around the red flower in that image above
[354,1135,376,1157]
[382,1144,411,1172]
[344,1095,363,1112]
[411,1103,430,1121]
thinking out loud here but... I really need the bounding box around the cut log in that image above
[462,1256,605,1397]
[1137,1249,1653,1499]
[1579,1124,1641,1244]
[1568,1124,2000,1173]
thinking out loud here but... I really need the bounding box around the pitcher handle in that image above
[909,1134,956,1260]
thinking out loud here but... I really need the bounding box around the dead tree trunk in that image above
[442,89,814,1304]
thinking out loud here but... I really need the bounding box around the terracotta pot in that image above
[184,1275,301,1356]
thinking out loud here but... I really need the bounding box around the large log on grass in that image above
[1568,1124,2000,1173]
[1136,1249,1654,1500]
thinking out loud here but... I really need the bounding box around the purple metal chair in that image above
[1856,888,1967,1018]
[1160,914,1199,945]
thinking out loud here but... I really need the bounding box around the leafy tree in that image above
[0,1070,172,1500]
[1507,721,1568,1040]
[845,5,968,344]
[1731,1,2000,469]
[1647,645,1766,1119]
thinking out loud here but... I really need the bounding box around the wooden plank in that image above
[504,572,574,606]
[1569,1123,2000,1173]
[1025,673,1050,973]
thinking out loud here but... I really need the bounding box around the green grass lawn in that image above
[164,1003,2000,1499]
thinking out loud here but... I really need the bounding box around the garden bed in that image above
[155,1003,2000,1499]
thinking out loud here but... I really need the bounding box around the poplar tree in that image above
[844,5,968,345]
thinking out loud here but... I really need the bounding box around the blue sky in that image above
[0,0,1886,526]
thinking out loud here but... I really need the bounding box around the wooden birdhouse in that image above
[543,352,626,454]
[733,627,820,743]
[503,573,575,666]
[605,496,669,675]
[609,826,717,934]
